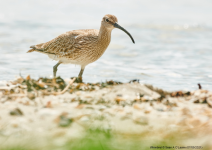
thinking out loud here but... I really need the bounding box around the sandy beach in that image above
[0,76,211,149]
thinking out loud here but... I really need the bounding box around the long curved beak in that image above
[114,23,135,44]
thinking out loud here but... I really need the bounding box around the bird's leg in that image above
[77,67,85,83]
[78,67,84,77]
[53,62,61,78]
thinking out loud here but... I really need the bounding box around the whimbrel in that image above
[27,14,135,79]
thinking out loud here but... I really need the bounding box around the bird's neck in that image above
[98,25,112,49]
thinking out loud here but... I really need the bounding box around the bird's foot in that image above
[71,77,83,83]
[52,77,56,84]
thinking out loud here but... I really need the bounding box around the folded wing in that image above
[28,31,80,55]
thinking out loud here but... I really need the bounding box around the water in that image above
[0,0,212,91]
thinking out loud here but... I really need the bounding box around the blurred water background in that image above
[0,0,212,91]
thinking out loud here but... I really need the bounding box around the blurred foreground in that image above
[0,76,212,150]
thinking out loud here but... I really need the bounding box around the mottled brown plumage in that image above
[27,14,135,79]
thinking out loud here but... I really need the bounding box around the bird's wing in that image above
[29,29,99,56]
[33,31,79,55]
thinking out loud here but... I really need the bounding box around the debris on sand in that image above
[0,76,212,149]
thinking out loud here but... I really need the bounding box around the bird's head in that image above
[102,14,135,44]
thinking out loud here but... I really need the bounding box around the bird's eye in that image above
[106,19,109,22]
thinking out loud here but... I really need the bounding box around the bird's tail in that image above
[27,49,35,53]
[27,44,45,53]
[27,45,37,53]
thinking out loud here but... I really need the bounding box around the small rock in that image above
[26,75,31,81]
[80,116,89,122]
[27,93,36,100]
[10,108,23,116]
[45,101,52,108]
[59,116,73,127]
[55,112,73,127]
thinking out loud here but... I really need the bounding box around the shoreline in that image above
[0,76,212,149]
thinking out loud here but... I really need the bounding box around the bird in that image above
[27,14,135,80]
